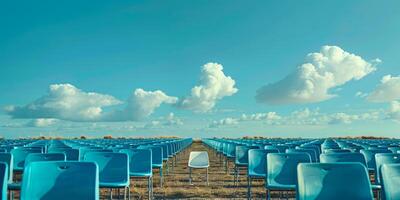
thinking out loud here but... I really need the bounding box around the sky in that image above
[1,0,400,138]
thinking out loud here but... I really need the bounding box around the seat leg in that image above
[206,168,209,186]
[160,168,163,187]
[148,177,151,200]
[109,188,113,200]
[118,188,120,200]
[189,167,192,184]
[247,177,251,200]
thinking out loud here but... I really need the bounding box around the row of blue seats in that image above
[203,138,400,200]
[0,138,192,200]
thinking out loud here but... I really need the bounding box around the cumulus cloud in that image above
[387,101,400,121]
[209,117,238,128]
[6,84,122,121]
[27,118,58,127]
[177,63,238,112]
[5,84,177,122]
[256,45,378,105]
[163,113,183,126]
[107,89,178,121]
[240,112,281,121]
[367,75,400,102]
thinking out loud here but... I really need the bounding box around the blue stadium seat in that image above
[120,149,153,199]
[380,163,400,200]
[297,163,373,200]
[84,152,130,199]
[320,152,366,166]
[266,153,311,200]
[0,162,8,200]
[247,149,278,199]
[20,161,99,200]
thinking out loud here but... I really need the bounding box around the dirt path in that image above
[126,140,267,199]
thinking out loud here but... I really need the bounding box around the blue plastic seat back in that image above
[297,163,373,200]
[320,153,366,166]
[120,149,152,176]
[79,148,113,161]
[0,149,6,153]
[226,143,236,158]
[267,153,311,187]
[149,146,163,167]
[155,144,168,161]
[11,148,42,171]
[48,148,79,161]
[286,149,317,162]
[235,146,251,165]
[375,153,400,185]
[299,145,321,156]
[324,149,351,154]
[24,153,66,168]
[84,152,129,186]
[361,149,392,170]
[0,153,13,182]
[21,161,99,200]
[388,147,400,153]
[380,164,400,200]
[0,162,8,200]
[248,149,278,177]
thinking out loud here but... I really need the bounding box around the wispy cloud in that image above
[208,108,382,128]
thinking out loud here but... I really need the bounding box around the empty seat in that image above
[380,163,400,200]
[266,153,311,199]
[0,162,8,200]
[84,152,130,199]
[24,153,66,168]
[10,148,42,172]
[361,149,391,171]
[320,153,366,166]
[120,149,153,199]
[188,151,209,185]
[297,163,373,200]
[48,148,79,161]
[247,149,278,199]
[375,153,400,185]
[20,161,99,200]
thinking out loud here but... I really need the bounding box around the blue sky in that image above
[1,0,400,138]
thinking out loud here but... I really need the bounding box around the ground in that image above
[127,140,271,200]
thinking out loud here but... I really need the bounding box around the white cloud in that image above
[240,112,281,121]
[178,62,238,112]
[6,84,122,121]
[209,117,238,128]
[387,101,400,121]
[355,91,368,98]
[5,84,177,122]
[107,88,178,121]
[256,45,377,105]
[163,112,183,126]
[143,112,183,128]
[209,108,382,128]
[367,75,400,102]
[27,118,58,127]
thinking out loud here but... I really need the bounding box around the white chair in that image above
[188,151,209,185]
